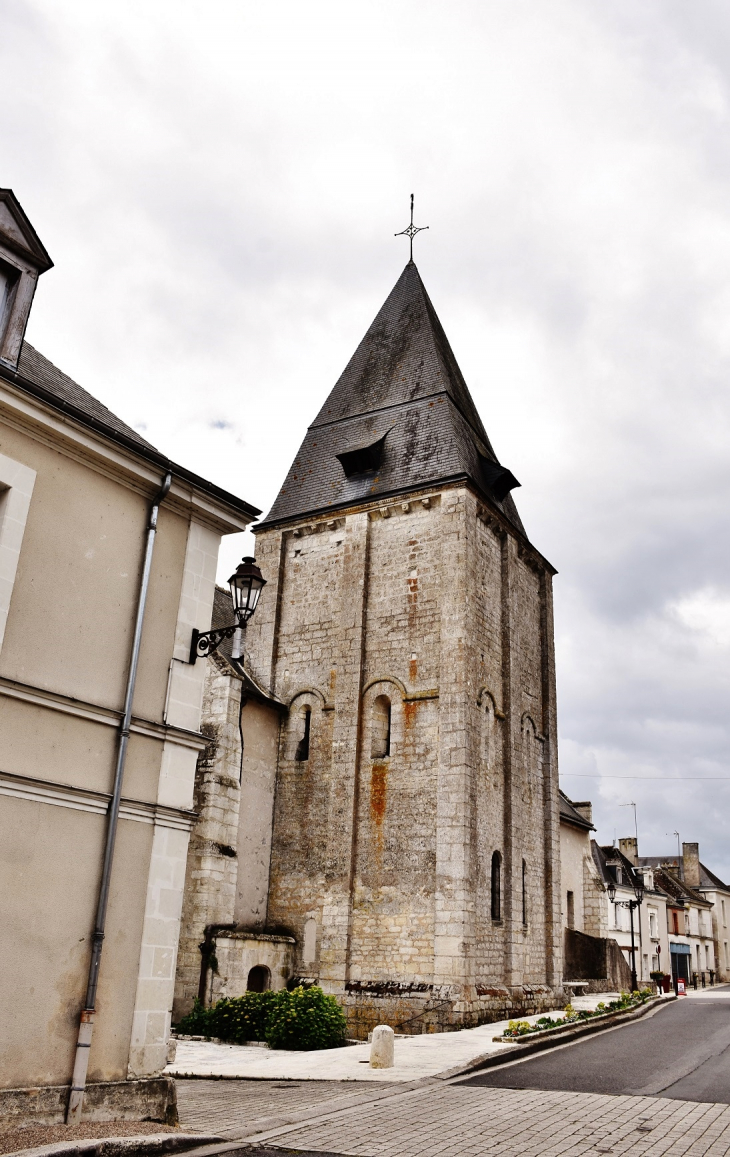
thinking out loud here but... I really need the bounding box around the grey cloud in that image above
[3,0,729,877]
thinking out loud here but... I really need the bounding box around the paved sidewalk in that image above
[167,991,624,1083]
[177,1078,730,1156]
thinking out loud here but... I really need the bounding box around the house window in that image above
[371,695,391,759]
[722,900,726,928]
[672,910,680,936]
[649,909,658,938]
[651,954,659,972]
[491,851,501,921]
[295,706,311,762]
[522,860,527,926]
[566,890,575,930]
[725,941,728,967]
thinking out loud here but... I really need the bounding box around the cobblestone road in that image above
[177,1078,730,1156]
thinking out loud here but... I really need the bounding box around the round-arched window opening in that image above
[371,695,391,759]
[247,964,271,992]
[295,706,311,762]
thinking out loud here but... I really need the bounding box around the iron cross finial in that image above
[395,194,429,262]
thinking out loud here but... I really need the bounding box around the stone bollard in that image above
[369,1024,395,1068]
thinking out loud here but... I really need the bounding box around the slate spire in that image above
[259,262,524,532]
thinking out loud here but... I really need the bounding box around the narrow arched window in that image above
[371,695,391,759]
[295,706,311,762]
[482,696,495,771]
[491,851,502,921]
[522,860,528,926]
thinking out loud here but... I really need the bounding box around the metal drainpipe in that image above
[66,471,172,1124]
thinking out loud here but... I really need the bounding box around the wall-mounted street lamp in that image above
[189,556,266,664]
[607,877,645,992]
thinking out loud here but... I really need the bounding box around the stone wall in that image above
[246,480,563,1032]
[559,824,608,943]
[564,929,632,992]
[208,933,295,1001]
[173,654,243,1020]
[0,1079,177,1130]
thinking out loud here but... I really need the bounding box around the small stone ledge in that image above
[214,931,295,944]
[0,1078,177,1131]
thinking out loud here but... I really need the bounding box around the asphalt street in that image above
[461,990,730,1102]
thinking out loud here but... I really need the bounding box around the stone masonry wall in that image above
[246,480,563,1034]
[173,653,242,1020]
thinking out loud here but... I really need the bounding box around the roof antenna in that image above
[395,194,429,263]
[620,801,638,844]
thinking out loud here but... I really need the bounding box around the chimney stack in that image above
[619,837,638,866]
[572,801,593,825]
[682,842,700,889]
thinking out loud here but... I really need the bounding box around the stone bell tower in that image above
[245,261,563,1035]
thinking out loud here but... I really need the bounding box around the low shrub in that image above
[265,985,347,1051]
[209,991,277,1043]
[501,987,654,1039]
[174,986,346,1051]
[175,998,213,1037]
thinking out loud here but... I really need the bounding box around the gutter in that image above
[66,472,172,1123]
[0,364,260,521]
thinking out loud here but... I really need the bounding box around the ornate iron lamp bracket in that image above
[189,622,240,664]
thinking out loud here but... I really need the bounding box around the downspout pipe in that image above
[67,471,172,1124]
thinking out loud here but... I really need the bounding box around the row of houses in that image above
[560,792,730,990]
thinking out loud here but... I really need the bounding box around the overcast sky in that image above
[3,0,729,877]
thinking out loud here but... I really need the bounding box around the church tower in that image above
[245,261,563,1034]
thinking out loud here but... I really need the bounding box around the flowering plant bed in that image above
[498,988,654,1040]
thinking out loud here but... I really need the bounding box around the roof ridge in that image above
[260,263,527,535]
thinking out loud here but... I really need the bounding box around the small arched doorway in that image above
[247,964,271,992]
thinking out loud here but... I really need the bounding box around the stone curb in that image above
[4,1132,223,1157]
[437,994,675,1080]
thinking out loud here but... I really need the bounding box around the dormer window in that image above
[479,455,520,502]
[336,432,388,478]
[0,189,53,371]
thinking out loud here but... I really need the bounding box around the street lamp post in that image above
[189,556,266,664]
[607,878,645,992]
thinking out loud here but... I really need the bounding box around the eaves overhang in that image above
[0,362,261,523]
[255,472,557,575]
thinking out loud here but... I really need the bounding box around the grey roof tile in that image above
[18,342,158,452]
[558,790,593,830]
[260,262,526,534]
[6,341,261,520]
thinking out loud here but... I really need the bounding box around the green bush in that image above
[174,986,346,1051]
[209,991,277,1043]
[175,998,213,1037]
[265,986,347,1051]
